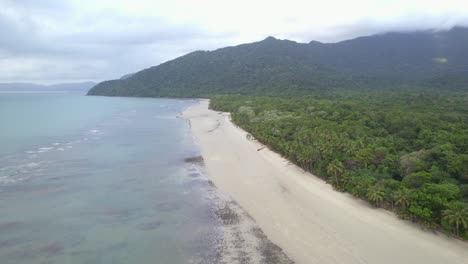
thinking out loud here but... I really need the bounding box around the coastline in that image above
[183,155,293,264]
[182,99,468,264]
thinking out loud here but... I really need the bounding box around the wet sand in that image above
[183,99,468,264]
[183,155,293,264]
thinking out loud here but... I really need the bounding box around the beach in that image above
[183,99,468,264]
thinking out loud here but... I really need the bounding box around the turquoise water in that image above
[0,92,220,263]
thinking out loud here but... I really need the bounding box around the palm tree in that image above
[393,189,410,209]
[442,202,468,237]
[367,186,385,207]
[326,159,345,188]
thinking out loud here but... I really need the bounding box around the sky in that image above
[1,0,468,83]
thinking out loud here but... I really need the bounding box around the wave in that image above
[1,125,107,185]
[0,176,30,184]
[26,162,40,168]
[0,162,41,185]
[38,147,54,153]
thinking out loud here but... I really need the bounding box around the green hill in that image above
[88,27,468,97]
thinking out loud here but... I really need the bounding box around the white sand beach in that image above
[183,99,468,264]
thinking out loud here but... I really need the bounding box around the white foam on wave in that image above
[26,162,41,168]
[39,147,53,151]
[38,147,53,153]
[0,159,46,185]
[0,176,29,184]
[26,162,40,168]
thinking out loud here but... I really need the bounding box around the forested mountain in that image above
[88,27,468,97]
[0,82,96,92]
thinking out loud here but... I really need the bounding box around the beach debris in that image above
[183,155,204,165]
[208,120,221,132]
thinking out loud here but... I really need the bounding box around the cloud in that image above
[0,0,467,83]
[0,0,237,82]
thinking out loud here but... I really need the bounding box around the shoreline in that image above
[183,99,468,264]
[183,155,293,264]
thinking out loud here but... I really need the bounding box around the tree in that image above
[355,147,374,168]
[399,150,429,175]
[346,175,376,199]
[326,159,345,189]
[403,171,432,188]
[393,189,411,209]
[367,186,385,206]
[410,183,461,223]
[442,202,468,237]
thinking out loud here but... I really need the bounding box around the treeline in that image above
[210,91,468,239]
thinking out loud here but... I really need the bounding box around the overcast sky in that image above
[1,0,467,83]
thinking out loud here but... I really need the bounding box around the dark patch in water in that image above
[0,238,26,249]
[107,241,128,251]
[63,234,86,248]
[155,202,181,212]
[182,179,209,189]
[188,172,200,178]
[3,184,66,195]
[133,187,145,192]
[184,155,204,165]
[41,242,65,255]
[7,247,37,260]
[69,249,93,256]
[0,221,22,231]
[47,176,63,181]
[186,234,222,264]
[102,208,131,218]
[136,220,162,230]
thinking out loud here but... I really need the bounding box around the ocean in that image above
[0,92,220,263]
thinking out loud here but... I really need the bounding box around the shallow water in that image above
[0,92,220,264]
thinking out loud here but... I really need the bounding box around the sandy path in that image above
[183,100,468,264]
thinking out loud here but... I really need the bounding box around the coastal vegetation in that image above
[210,91,468,239]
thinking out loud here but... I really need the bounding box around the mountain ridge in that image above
[88,27,468,97]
